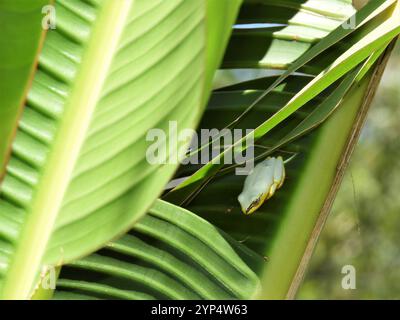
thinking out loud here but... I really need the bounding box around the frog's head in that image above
[238,192,263,215]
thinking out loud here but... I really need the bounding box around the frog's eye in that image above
[244,198,260,215]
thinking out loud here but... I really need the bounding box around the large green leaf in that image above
[224,0,356,71]
[54,200,260,300]
[0,0,240,299]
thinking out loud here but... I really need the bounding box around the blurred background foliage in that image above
[299,42,400,299]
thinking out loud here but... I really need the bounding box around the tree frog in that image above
[238,156,285,214]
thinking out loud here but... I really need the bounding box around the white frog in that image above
[238,156,285,214]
